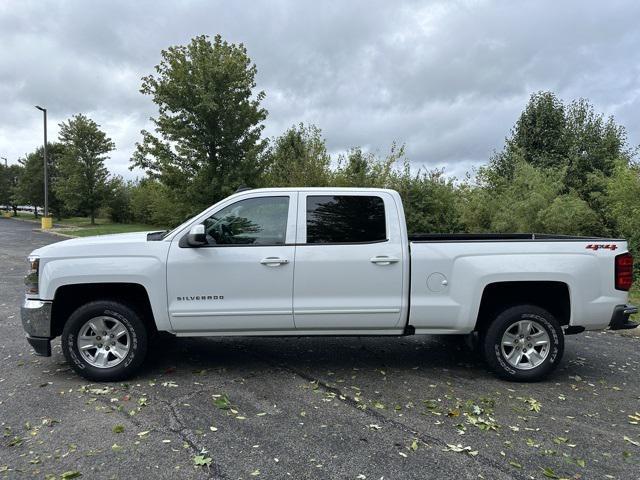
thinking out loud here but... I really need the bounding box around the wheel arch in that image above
[51,283,158,338]
[474,281,571,333]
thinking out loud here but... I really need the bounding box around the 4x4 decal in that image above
[585,244,618,251]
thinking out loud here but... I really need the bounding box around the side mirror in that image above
[186,224,207,247]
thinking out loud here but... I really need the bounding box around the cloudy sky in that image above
[1,0,639,179]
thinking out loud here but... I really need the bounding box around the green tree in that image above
[488,92,567,181]
[391,162,462,234]
[132,34,267,214]
[461,159,608,235]
[511,91,568,170]
[263,124,331,187]
[57,114,115,224]
[333,143,403,188]
[480,92,634,236]
[562,99,634,229]
[606,161,640,278]
[130,179,186,227]
[14,143,66,219]
[106,176,133,223]
[488,92,633,192]
[0,164,12,210]
[0,163,23,216]
[538,194,602,235]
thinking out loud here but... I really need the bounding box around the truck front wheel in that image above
[62,300,148,382]
[482,305,564,382]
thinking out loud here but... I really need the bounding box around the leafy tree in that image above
[390,162,462,234]
[106,176,133,223]
[461,158,609,235]
[606,161,640,278]
[130,179,186,227]
[0,164,12,210]
[562,99,634,229]
[263,124,331,187]
[0,163,23,216]
[489,160,564,233]
[333,143,403,188]
[538,194,602,235]
[488,92,634,195]
[132,34,267,214]
[14,143,66,219]
[56,114,115,224]
[488,92,567,181]
[511,91,568,170]
[480,91,635,237]
[564,98,628,188]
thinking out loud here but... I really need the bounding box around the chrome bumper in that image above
[21,298,53,337]
[21,298,53,356]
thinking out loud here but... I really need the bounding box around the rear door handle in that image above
[370,256,400,266]
[260,257,289,266]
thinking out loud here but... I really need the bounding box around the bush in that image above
[130,180,189,227]
[538,195,602,235]
[106,176,133,223]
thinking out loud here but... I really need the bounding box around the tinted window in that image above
[203,196,289,245]
[306,195,386,244]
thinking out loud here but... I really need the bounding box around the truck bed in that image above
[407,235,628,334]
[408,233,624,242]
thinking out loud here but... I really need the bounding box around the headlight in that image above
[25,256,39,295]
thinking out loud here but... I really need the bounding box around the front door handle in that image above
[370,256,400,266]
[260,257,289,266]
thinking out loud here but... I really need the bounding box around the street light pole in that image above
[1,157,6,167]
[35,106,48,218]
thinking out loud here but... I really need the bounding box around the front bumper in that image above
[21,298,53,357]
[609,304,638,330]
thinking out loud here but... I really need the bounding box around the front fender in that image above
[40,256,172,332]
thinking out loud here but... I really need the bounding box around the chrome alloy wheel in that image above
[500,319,550,370]
[77,316,131,368]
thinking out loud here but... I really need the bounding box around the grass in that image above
[7,212,164,237]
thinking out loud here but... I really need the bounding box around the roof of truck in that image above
[232,187,399,193]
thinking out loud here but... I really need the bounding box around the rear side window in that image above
[306,195,386,244]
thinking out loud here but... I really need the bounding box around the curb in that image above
[37,229,77,238]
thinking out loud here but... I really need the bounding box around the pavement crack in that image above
[243,347,527,480]
[92,392,224,480]
[158,396,227,480]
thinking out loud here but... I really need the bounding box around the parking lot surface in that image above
[1,217,639,479]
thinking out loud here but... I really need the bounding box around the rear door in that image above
[293,191,404,330]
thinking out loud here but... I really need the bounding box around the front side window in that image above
[203,196,289,245]
[306,195,386,244]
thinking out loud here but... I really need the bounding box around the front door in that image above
[167,193,297,333]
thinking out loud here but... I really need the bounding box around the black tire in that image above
[62,300,148,382]
[482,305,564,382]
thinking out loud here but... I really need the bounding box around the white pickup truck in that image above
[21,188,637,382]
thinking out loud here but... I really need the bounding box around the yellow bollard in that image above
[41,216,53,230]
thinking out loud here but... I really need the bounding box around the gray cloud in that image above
[1,0,639,180]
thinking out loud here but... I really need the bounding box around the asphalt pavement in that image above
[1,217,639,479]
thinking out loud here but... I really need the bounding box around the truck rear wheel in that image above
[62,300,148,382]
[482,305,564,381]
